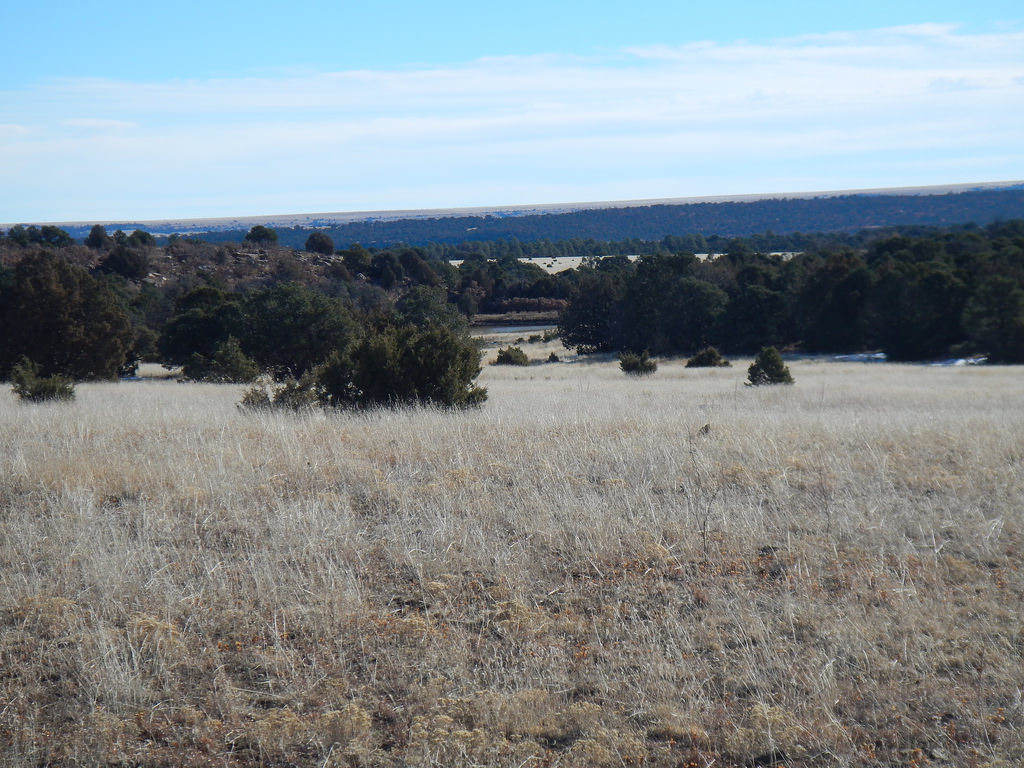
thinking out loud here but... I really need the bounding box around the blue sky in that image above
[2,1,1022,223]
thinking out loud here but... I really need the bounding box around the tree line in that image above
[0,226,490,407]
[558,220,1024,362]
[2,219,1024,404]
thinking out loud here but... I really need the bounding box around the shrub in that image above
[238,383,273,410]
[97,245,150,280]
[494,346,530,366]
[304,231,335,256]
[321,325,486,409]
[244,322,487,411]
[10,357,75,402]
[238,374,328,412]
[183,336,260,383]
[271,376,322,410]
[244,225,277,245]
[619,350,657,376]
[547,352,560,363]
[746,346,794,386]
[686,346,731,368]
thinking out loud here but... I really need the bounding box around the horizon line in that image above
[4,179,1023,232]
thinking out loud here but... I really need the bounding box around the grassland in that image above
[1,353,1022,767]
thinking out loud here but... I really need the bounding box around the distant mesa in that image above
[7,180,1023,247]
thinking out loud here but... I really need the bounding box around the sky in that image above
[2,1,1023,224]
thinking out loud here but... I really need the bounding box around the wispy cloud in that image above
[2,24,1022,221]
[0,124,31,138]
[61,118,136,131]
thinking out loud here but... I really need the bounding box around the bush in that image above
[243,322,487,411]
[746,346,794,386]
[97,245,150,280]
[273,376,323,410]
[547,352,560,363]
[619,350,657,376]
[322,325,486,409]
[244,225,277,246]
[494,346,530,366]
[238,383,273,410]
[238,375,328,412]
[10,357,75,402]
[183,336,260,383]
[686,346,731,368]
[304,231,335,255]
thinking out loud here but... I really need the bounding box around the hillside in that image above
[280,186,1024,248]
[17,182,1024,249]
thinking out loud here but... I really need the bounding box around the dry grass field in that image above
[1,354,1022,767]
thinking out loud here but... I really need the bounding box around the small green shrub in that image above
[547,352,560,363]
[528,334,543,343]
[10,357,75,402]
[686,346,731,368]
[240,323,487,411]
[238,374,319,411]
[238,384,273,410]
[619,350,657,376]
[270,376,322,410]
[238,374,324,411]
[97,245,150,280]
[746,346,794,386]
[323,325,486,409]
[184,336,260,383]
[494,346,530,366]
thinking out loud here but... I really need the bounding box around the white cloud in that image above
[61,118,136,131]
[0,124,31,138]
[2,23,1022,221]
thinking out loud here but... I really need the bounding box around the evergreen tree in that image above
[316,322,485,409]
[242,283,357,379]
[963,276,1024,362]
[244,225,278,245]
[85,224,112,249]
[0,252,133,380]
[746,347,794,386]
[183,336,259,383]
[158,285,245,370]
[305,231,335,255]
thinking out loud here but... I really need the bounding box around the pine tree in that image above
[746,347,794,386]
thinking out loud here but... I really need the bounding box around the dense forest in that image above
[557,220,1024,362]
[2,217,1024,401]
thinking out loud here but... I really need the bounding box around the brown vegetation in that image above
[1,360,1022,766]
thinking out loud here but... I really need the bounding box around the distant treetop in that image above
[244,225,278,245]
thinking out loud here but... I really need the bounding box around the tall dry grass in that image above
[1,358,1022,766]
